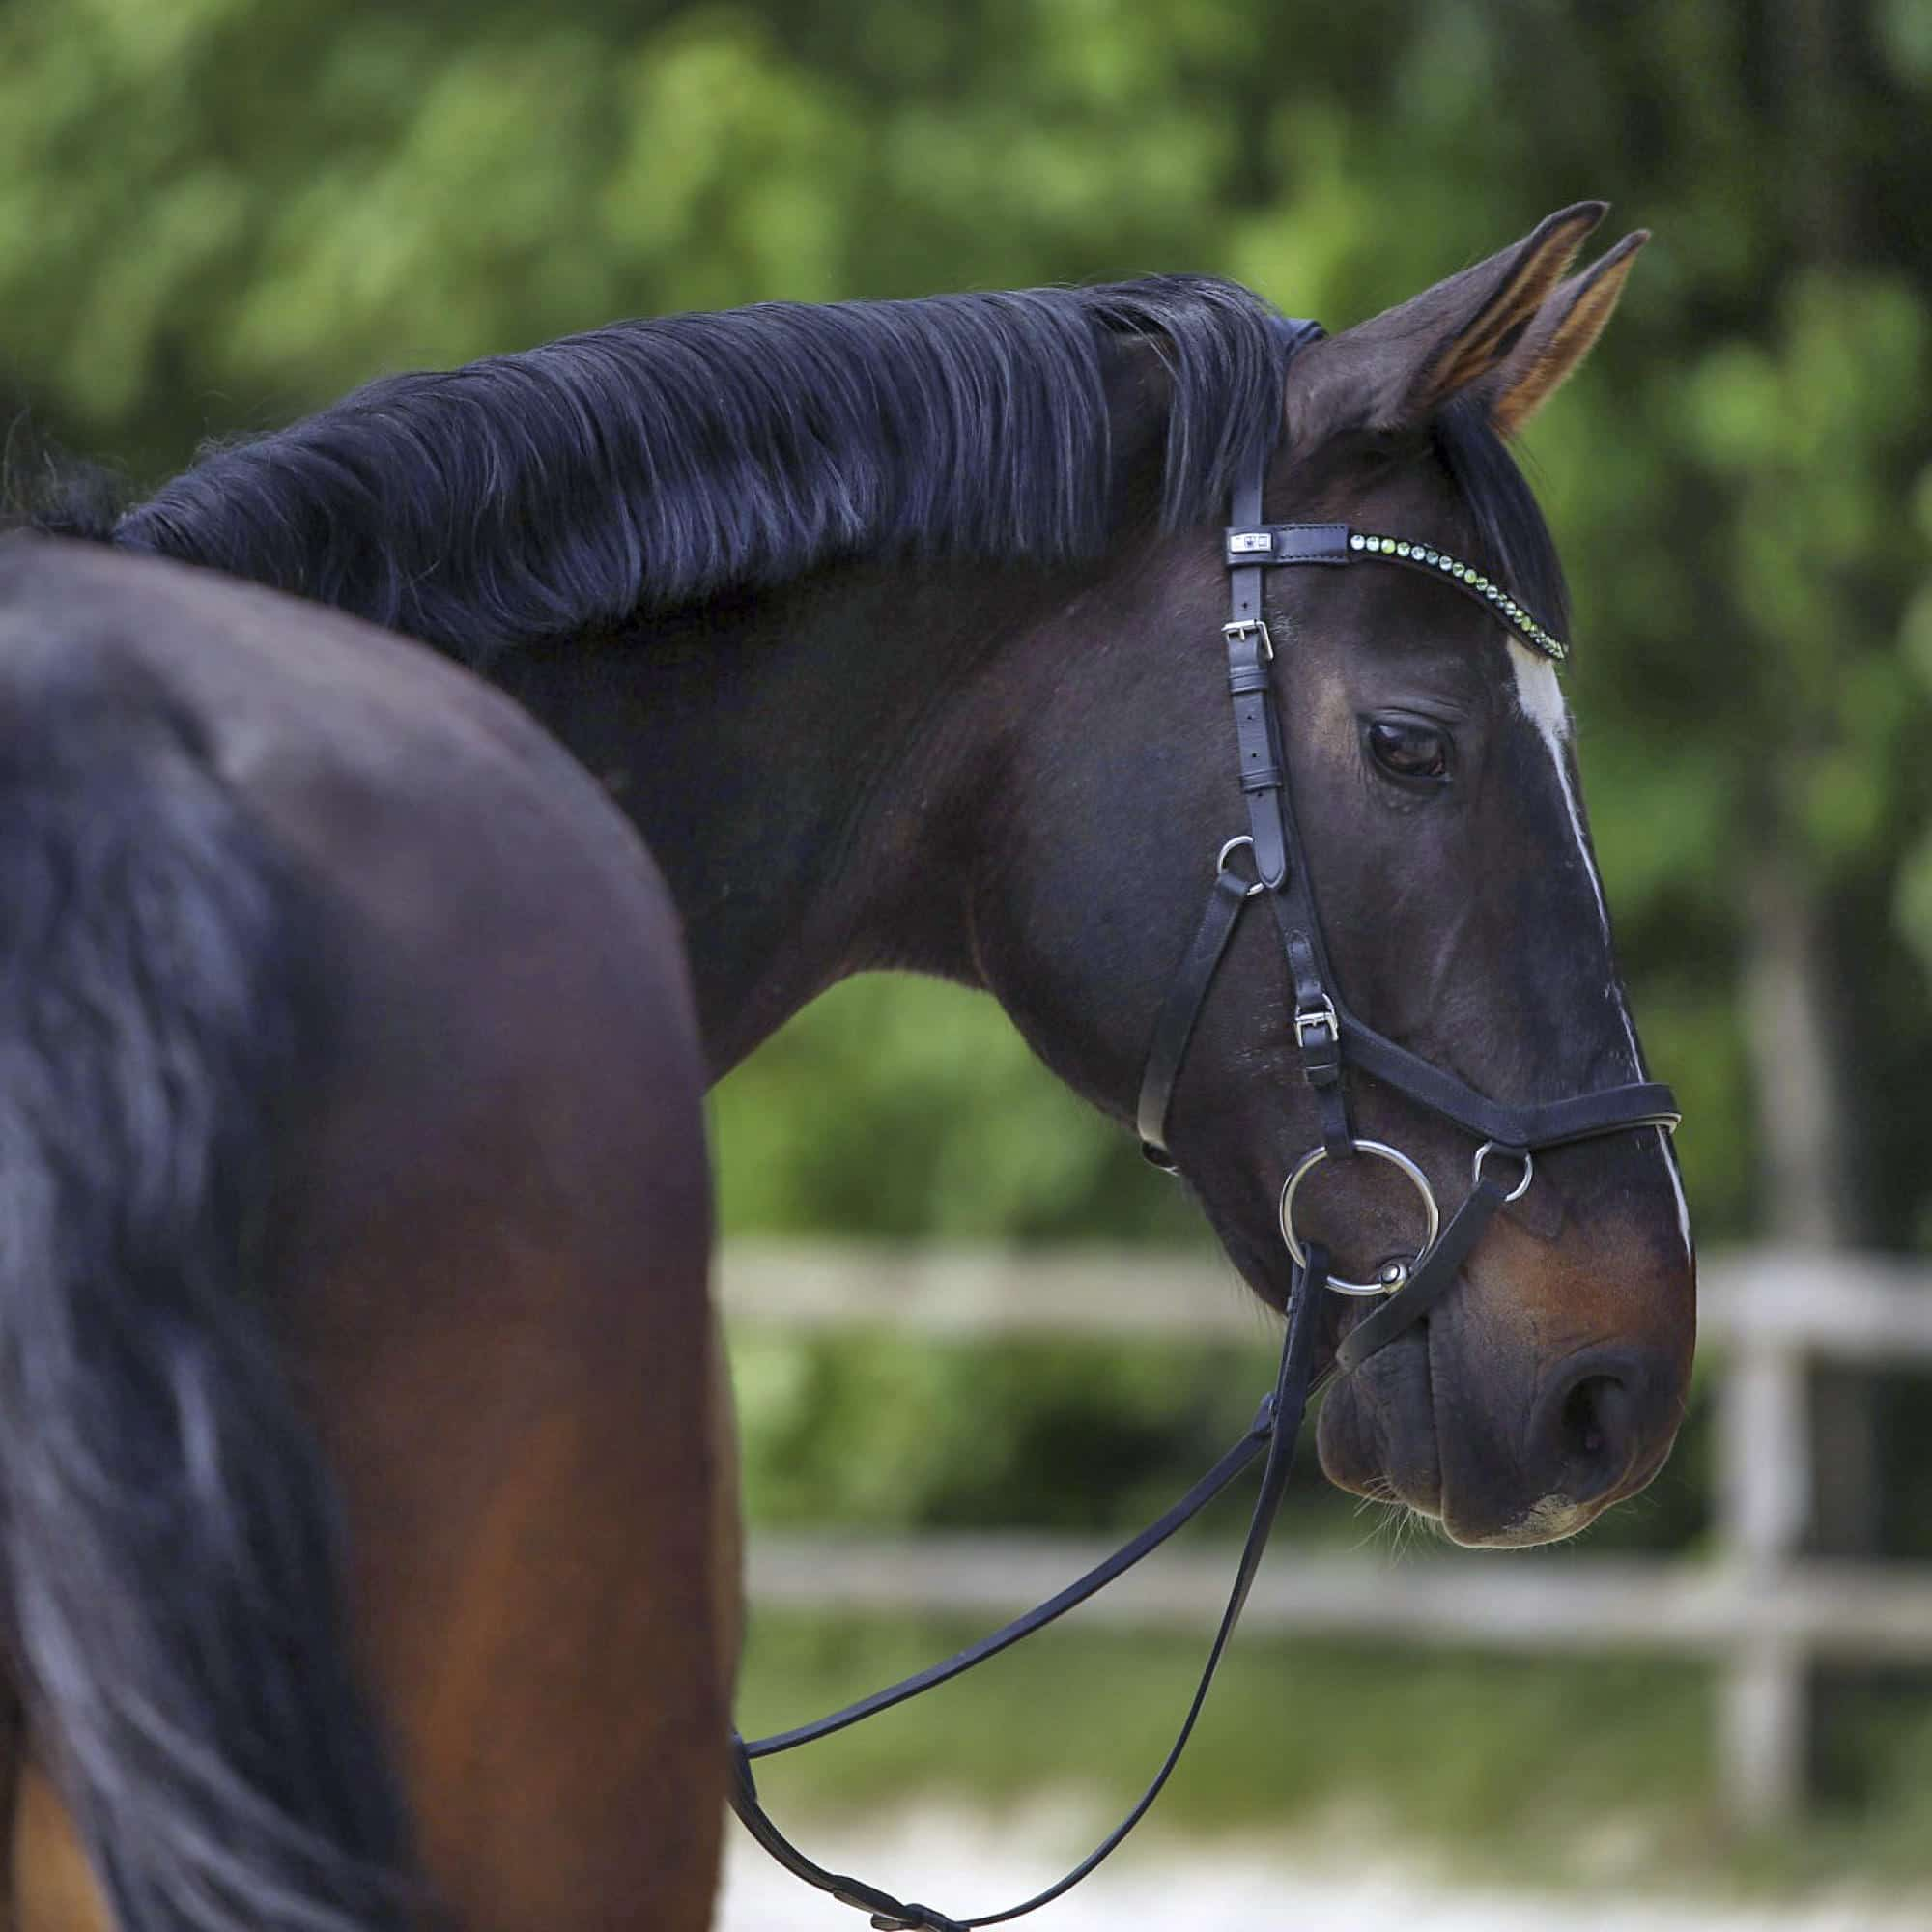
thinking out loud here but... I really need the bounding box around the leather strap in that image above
[1135,867,1677,1186]
[1336,1015,1680,1148]
[728,1254,1325,1931]
[1223,433,1354,1154]
[1331,1178,1507,1374]
[737,1389,1280,1759]
[727,1747,970,1932]
[1223,523,1353,567]
[1225,444,1288,891]
[1264,884,1352,1159]
[1138,865,1255,1165]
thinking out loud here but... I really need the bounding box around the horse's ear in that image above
[1479,229,1648,437]
[1285,202,1607,443]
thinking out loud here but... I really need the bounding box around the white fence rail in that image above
[720,1242,1932,1827]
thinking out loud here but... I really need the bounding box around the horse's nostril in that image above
[1536,1349,1665,1507]
[1559,1373,1621,1466]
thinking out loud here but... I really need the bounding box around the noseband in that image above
[726,320,1681,1932]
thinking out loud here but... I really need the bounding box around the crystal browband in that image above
[1223,521,1568,662]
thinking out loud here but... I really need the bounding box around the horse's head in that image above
[981,205,1692,1547]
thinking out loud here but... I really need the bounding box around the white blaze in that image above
[1506,640,1694,1262]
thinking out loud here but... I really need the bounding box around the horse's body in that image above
[0,539,726,1931]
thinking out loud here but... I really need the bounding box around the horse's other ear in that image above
[1479,229,1648,437]
[1285,202,1607,445]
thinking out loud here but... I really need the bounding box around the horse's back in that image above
[0,538,726,1930]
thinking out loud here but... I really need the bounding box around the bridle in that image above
[1136,316,1680,1363]
[726,319,1682,1932]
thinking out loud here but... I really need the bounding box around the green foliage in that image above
[713,977,1208,1243]
[731,1326,1279,1534]
[9,0,1927,1496]
[5,0,1926,1410]
[7,4,1930,1259]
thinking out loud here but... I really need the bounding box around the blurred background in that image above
[8,0,1932,1922]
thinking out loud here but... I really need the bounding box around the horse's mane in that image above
[86,280,1290,665]
[10,275,1567,663]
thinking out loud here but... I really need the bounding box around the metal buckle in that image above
[1293,995,1339,1049]
[1221,618,1273,662]
[1279,1140,1441,1296]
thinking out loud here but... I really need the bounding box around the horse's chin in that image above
[1315,1326,1443,1519]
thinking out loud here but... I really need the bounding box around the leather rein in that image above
[726,319,1681,1932]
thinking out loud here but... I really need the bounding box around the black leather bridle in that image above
[727,319,1682,1932]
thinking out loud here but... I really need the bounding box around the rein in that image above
[726,319,1680,1930]
[729,1252,1323,1932]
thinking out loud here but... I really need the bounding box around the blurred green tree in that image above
[4,0,1930,1263]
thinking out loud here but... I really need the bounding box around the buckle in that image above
[1293,996,1339,1049]
[1222,618,1272,662]
[1293,995,1342,1084]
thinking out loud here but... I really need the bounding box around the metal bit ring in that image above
[1279,1140,1441,1296]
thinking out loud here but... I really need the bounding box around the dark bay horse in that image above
[0,540,725,1930]
[33,201,1694,1551]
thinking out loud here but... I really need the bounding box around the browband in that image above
[1224,523,1568,660]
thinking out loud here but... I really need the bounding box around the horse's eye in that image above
[1366,718,1450,781]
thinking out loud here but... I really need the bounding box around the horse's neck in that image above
[499,559,1050,1077]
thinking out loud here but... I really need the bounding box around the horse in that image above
[24,196,1695,1906]
[0,539,727,1931]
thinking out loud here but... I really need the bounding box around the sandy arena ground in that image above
[717,1807,1932,1932]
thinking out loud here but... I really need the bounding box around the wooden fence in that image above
[719,1242,1932,1827]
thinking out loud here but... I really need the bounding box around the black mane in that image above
[108,279,1298,664]
[13,276,1570,664]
